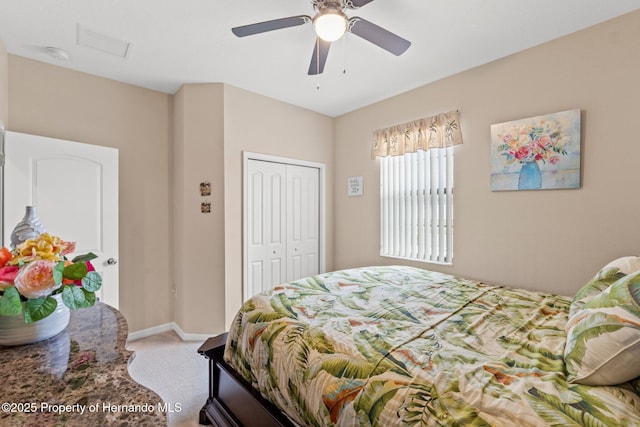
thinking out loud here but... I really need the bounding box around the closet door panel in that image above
[247,160,287,296]
[286,164,320,282]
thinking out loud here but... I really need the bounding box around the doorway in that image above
[2,131,119,308]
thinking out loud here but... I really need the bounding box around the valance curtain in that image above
[371,110,463,159]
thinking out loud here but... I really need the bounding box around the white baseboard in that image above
[127,322,176,342]
[128,322,214,342]
[172,323,214,342]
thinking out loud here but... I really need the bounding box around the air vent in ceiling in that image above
[77,24,131,58]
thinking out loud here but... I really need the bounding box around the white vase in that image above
[0,294,70,346]
[10,205,46,248]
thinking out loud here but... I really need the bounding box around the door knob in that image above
[107,258,118,265]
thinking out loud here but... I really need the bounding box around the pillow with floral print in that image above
[565,270,640,385]
[569,266,625,319]
[603,255,640,275]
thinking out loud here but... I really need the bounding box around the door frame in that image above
[0,121,5,244]
[242,151,326,301]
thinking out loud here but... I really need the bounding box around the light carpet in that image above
[127,331,208,427]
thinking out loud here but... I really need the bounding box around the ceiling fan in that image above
[231,0,411,75]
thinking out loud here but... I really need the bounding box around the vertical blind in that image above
[373,110,462,265]
[380,147,454,264]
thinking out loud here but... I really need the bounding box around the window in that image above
[372,110,462,265]
[380,147,454,264]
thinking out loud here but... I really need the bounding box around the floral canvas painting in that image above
[490,109,581,191]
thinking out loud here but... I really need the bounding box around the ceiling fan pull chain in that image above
[342,33,347,74]
[317,37,321,76]
[316,37,321,89]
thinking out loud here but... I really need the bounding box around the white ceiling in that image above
[1,0,640,117]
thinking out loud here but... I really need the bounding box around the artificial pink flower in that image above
[550,156,560,165]
[14,260,61,299]
[59,240,77,256]
[0,265,19,291]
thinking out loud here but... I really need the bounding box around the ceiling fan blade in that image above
[308,38,331,75]
[344,0,376,8]
[348,17,411,56]
[232,15,311,37]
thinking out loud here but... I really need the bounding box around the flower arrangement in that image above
[495,118,569,165]
[0,233,102,323]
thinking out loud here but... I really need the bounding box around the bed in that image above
[198,263,640,426]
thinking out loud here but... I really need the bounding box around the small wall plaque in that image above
[200,182,211,196]
[201,202,211,213]
[347,176,363,196]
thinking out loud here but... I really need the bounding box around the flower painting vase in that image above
[0,294,70,346]
[518,161,542,190]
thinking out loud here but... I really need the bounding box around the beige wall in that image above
[173,84,226,334]
[222,85,334,328]
[8,56,173,332]
[0,39,8,125]
[334,10,640,297]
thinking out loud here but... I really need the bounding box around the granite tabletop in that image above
[0,303,167,426]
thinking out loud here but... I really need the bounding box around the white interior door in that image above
[3,131,119,308]
[245,156,322,300]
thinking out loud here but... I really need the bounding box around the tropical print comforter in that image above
[224,266,640,426]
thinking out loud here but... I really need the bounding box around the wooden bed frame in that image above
[198,333,296,427]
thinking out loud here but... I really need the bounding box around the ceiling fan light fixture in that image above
[313,7,347,42]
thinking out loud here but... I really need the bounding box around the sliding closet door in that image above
[246,160,287,297]
[245,158,321,299]
[286,164,320,281]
